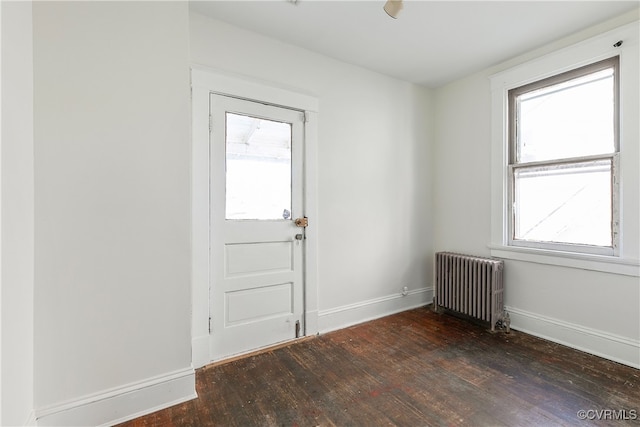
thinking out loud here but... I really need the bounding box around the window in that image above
[508,57,619,256]
[490,21,639,276]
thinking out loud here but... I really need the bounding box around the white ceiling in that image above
[190,1,639,88]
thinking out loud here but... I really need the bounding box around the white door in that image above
[209,94,306,361]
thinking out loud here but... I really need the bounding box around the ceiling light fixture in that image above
[383,0,403,19]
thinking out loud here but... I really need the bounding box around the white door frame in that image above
[190,66,319,368]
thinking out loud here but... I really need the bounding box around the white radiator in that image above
[434,252,509,332]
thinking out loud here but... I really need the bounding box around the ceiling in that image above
[190,1,639,88]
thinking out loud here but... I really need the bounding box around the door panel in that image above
[225,242,293,276]
[209,94,305,361]
[225,282,293,325]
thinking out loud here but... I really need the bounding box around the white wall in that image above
[7,3,633,425]
[32,2,194,424]
[1,1,35,425]
[190,11,434,333]
[434,11,640,367]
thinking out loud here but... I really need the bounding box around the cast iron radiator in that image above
[434,252,509,332]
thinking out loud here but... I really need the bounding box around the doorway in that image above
[209,94,306,360]
[190,68,319,367]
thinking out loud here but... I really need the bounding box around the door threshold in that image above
[202,335,316,370]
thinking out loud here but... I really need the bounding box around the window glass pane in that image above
[513,160,612,247]
[517,68,615,163]
[225,113,292,220]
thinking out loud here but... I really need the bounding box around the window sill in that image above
[488,244,639,277]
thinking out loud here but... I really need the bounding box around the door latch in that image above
[294,217,308,228]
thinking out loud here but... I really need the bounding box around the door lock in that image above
[295,234,304,240]
[294,217,308,227]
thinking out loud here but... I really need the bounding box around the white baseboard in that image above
[34,368,196,427]
[24,410,37,426]
[505,305,640,369]
[304,309,319,337]
[318,287,433,334]
[192,335,210,369]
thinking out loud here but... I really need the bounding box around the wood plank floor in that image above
[118,307,640,426]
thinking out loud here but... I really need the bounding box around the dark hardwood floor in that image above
[118,306,640,426]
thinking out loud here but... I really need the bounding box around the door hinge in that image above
[302,111,309,123]
[209,115,212,133]
[208,317,212,334]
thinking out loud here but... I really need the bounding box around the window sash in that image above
[508,56,620,165]
[508,154,618,256]
[507,56,619,255]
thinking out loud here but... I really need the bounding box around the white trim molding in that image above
[34,368,196,427]
[318,287,433,334]
[489,21,640,274]
[24,411,37,427]
[506,305,640,369]
[191,65,320,368]
[191,65,319,113]
[489,244,640,277]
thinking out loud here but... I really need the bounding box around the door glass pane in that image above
[517,68,615,163]
[225,113,292,220]
[513,159,612,247]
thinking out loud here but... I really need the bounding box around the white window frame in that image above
[489,21,640,277]
[507,56,620,257]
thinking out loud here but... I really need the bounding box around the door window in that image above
[225,113,292,220]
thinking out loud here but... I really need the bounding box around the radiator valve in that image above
[497,312,511,333]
